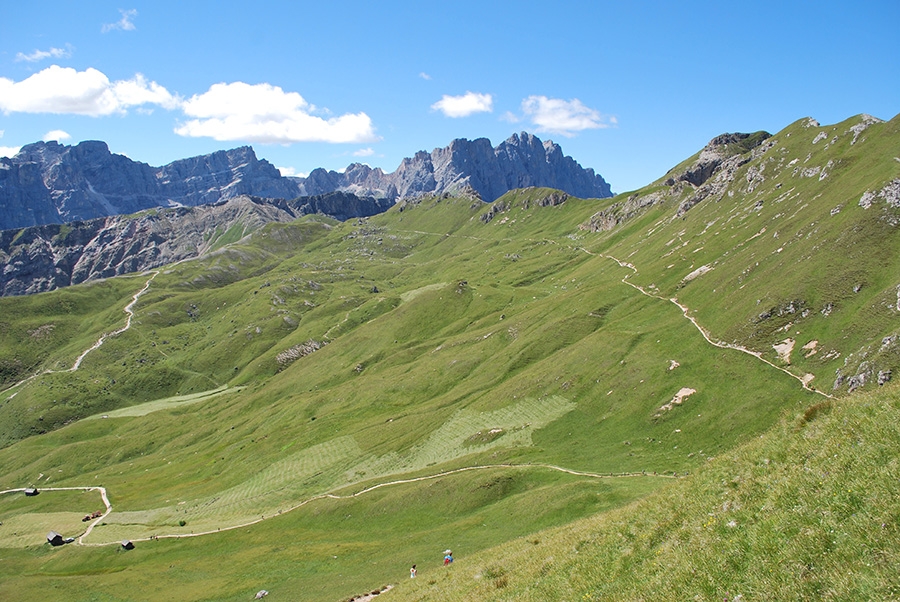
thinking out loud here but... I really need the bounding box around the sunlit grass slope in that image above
[384,382,900,602]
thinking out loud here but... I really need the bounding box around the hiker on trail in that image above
[410,564,417,578]
[443,550,453,565]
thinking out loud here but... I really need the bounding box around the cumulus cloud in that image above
[431,91,493,118]
[175,82,378,144]
[102,9,138,33]
[0,66,179,116]
[352,147,375,157]
[277,166,307,178]
[43,130,71,142]
[521,95,613,137]
[16,45,73,63]
[0,146,21,158]
[419,72,432,81]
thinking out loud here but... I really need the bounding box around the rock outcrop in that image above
[581,131,771,232]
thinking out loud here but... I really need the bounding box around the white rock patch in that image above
[802,340,818,358]
[656,387,696,416]
[773,338,795,364]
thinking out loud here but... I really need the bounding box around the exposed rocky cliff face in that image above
[581,131,772,232]
[0,141,303,230]
[0,192,391,296]
[296,132,612,202]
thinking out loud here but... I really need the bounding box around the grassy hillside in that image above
[382,381,900,601]
[0,113,897,600]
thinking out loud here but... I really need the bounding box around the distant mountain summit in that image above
[0,133,610,231]
[0,141,299,230]
[296,132,612,202]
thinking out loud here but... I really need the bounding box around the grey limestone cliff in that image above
[0,141,303,231]
[296,132,612,202]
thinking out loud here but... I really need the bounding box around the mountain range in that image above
[294,132,612,202]
[0,132,612,232]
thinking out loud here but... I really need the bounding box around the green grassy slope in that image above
[0,113,897,600]
[383,381,900,601]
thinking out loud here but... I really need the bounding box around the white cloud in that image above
[521,95,613,137]
[175,82,378,144]
[102,9,138,33]
[431,91,493,118]
[352,147,375,157]
[0,66,179,116]
[0,145,21,158]
[43,130,71,142]
[112,73,180,109]
[500,111,520,123]
[419,72,432,81]
[16,45,73,63]
[276,166,307,178]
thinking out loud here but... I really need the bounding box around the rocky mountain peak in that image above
[296,132,611,202]
[0,142,301,230]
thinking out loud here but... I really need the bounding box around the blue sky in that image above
[1,1,897,193]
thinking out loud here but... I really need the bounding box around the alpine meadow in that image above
[2,113,900,601]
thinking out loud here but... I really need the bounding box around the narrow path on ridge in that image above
[373,226,827,398]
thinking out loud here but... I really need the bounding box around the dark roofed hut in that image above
[24,487,39,496]
[121,540,134,550]
[47,531,64,546]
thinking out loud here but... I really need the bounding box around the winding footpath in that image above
[113,463,677,546]
[3,464,676,548]
[2,270,159,399]
[70,271,159,371]
[590,249,833,399]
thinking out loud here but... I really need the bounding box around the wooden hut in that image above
[47,531,64,546]
[121,540,134,550]
[24,487,39,496]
